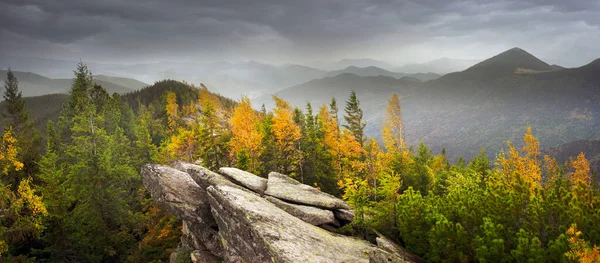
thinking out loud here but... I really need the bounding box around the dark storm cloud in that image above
[0,0,599,65]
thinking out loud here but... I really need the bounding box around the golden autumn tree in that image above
[543,155,561,186]
[271,96,302,175]
[382,93,406,153]
[162,128,200,163]
[229,97,263,173]
[198,84,222,110]
[0,128,46,256]
[567,152,592,188]
[165,92,179,134]
[498,126,542,192]
[566,224,600,263]
[318,105,342,173]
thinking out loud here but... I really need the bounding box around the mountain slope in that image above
[95,75,149,90]
[545,139,600,175]
[0,93,68,131]
[395,58,480,74]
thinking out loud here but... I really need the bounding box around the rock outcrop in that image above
[141,161,417,263]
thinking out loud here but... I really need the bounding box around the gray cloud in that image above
[0,0,598,66]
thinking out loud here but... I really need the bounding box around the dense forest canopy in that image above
[0,64,599,262]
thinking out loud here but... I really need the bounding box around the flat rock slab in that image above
[207,184,376,263]
[173,161,238,190]
[265,172,350,210]
[265,196,335,226]
[334,209,355,222]
[218,167,267,194]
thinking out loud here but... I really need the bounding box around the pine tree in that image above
[2,69,27,130]
[199,100,227,170]
[343,91,366,146]
[258,113,278,176]
[39,67,140,262]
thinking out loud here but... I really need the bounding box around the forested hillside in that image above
[1,62,599,263]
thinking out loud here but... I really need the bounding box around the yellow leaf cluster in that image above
[567,152,591,188]
[165,92,179,134]
[498,126,541,192]
[229,97,263,171]
[566,224,600,263]
[272,96,301,163]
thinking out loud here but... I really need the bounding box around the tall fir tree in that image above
[343,91,366,147]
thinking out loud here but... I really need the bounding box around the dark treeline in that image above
[1,64,599,262]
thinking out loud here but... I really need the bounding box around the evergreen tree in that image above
[2,69,41,189]
[39,66,141,262]
[343,91,366,146]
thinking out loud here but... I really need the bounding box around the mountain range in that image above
[0,70,147,97]
[1,55,475,100]
[2,48,598,162]
[324,66,440,81]
[255,48,600,161]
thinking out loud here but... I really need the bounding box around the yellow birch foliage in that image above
[229,97,263,171]
[198,84,222,110]
[498,126,542,192]
[272,96,301,171]
[0,128,46,256]
[318,105,342,170]
[382,93,406,153]
[163,128,199,163]
[165,92,179,134]
[566,224,600,263]
[567,152,591,188]
[543,155,560,186]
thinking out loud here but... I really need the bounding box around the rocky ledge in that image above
[141,161,418,263]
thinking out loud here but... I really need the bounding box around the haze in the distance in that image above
[1,0,599,67]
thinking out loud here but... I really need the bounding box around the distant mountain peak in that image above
[467,47,552,73]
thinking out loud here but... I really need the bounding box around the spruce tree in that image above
[3,69,27,129]
[343,91,366,146]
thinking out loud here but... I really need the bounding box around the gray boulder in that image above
[265,196,335,226]
[265,172,350,210]
[218,167,268,194]
[191,250,221,263]
[207,184,377,263]
[141,164,223,259]
[372,234,422,263]
[140,164,214,225]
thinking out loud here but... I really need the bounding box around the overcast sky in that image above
[1,0,599,67]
